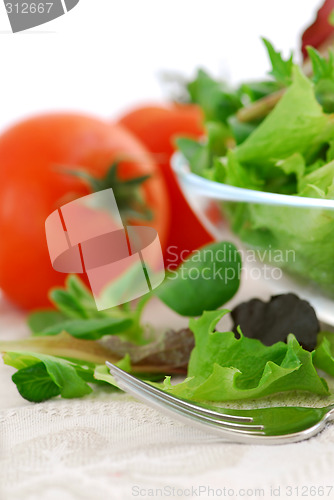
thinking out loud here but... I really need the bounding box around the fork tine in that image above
[106,361,265,434]
[106,362,252,423]
[109,366,265,435]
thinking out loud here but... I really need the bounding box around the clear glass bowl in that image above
[172,152,334,324]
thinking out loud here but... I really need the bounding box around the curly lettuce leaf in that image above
[218,66,334,295]
[236,66,332,168]
[213,151,263,190]
[299,159,334,197]
[164,311,328,401]
[313,331,334,376]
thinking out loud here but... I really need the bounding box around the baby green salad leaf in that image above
[28,310,68,334]
[313,331,334,377]
[163,311,329,401]
[31,316,133,340]
[156,242,241,316]
[262,38,293,86]
[2,303,334,403]
[29,242,242,342]
[236,66,331,168]
[3,351,92,402]
[187,69,242,123]
[307,46,334,84]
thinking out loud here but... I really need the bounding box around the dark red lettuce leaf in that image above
[302,0,334,58]
[231,294,320,351]
[101,328,194,373]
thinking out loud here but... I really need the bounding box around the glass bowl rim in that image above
[171,152,334,210]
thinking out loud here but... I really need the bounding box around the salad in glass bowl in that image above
[173,40,334,321]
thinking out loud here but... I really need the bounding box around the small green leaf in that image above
[262,38,293,86]
[175,137,202,161]
[12,362,61,402]
[275,153,305,181]
[206,121,231,156]
[313,332,334,376]
[187,69,242,123]
[307,46,334,83]
[33,317,133,340]
[156,242,241,316]
[116,353,132,371]
[3,351,92,401]
[50,289,88,319]
[176,137,210,175]
[228,116,258,145]
[306,47,334,112]
[0,331,125,367]
[239,80,282,102]
[298,160,334,197]
[315,79,334,113]
[66,275,96,307]
[27,310,68,334]
[216,150,263,190]
[94,364,119,388]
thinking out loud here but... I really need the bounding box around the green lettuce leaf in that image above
[3,351,93,402]
[156,242,241,316]
[213,151,263,190]
[307,47,334,84]
[306,47,334,113]
[225,196,334,294]
[236,66,331,168]
[176,122,231,175]
[262,38,293,86]
[313,331,334,376]
[238,80,282,103]
[227,116,259,145]
[187,69,242,123]
[31,316,133,340]
[298,160,334,197]
[164,311,328,401]
[29,274,147,344]
[179,42,334,297]
[94,364,118,387]
[28,310,68,334]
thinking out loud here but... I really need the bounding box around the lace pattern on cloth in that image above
[1,394,334,500]
[1,298,334,499]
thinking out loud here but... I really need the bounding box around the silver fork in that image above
[106,361,334,445]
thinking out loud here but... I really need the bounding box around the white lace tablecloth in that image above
[1,294,334,500]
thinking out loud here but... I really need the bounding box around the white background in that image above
[0,0,325,131]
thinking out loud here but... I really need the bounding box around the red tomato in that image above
[0,114,169,310]
[118,104,213,268]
